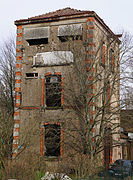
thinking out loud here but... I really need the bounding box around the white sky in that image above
[0,0,133,42]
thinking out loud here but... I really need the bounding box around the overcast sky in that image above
[0,0,133,42]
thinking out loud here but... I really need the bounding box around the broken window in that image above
[45,75,61,107]
[26,73,38,78]
[59,35,82,42]
[44,124,61,156]
[58,24,82,42]
[24,27,49,45]
[59,36,68,42]
[27,38,48,45]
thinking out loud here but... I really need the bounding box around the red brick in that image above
[17,33,23,37]
[87,17,95,22]
[15,79,21,83]
[86,59,92,64]
[16,49,21,52]
[92,128,95,133]
[13,144,18,148]
[17,26,22,30]
[16,64,22,69]
[14,128,20,132]
[88,76,94,81]
[13,136,19,140]
[15,87,21,92]
[15,103,20,107]
[55,72,61,75]
[14,112,20,116]
[87,25,94,29]
[91,110,95,115]
[16,72,21,76]
[87,33,94,39]
[16,56,22,60]
[12,152,18,158]
[14,120,20,124]
[90,118,93,124]
[45,72,52,76]
[16,41,22,45]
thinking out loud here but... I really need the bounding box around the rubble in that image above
[41,172,72,180]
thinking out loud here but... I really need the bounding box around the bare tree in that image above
[49,27,122,168]
[0,36,16,115]
[0,111,13,168]
[0,37,16,166]
[120,31,133,108]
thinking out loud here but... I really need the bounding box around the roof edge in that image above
[15,11,94,25]
[15,11,120,43]
[93,13,121,43]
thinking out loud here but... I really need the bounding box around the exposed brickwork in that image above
[40,122,63,157]
[13,9,121,165]
[12,25,23,158]
[60,128,63,157]
[21,106,40,110]
[86,17,96,154]
[40,128,44,156]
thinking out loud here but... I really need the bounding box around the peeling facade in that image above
[13,8,122,167]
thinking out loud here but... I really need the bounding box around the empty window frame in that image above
[24,27,49,46]
[109,49,115,72]
[45,75,61,107]
[59,35,82,42]
[100,41,106,67]
[27,38,48,46]
[58,24,82,42]
[26,73,38,79]
[104,81,111,112]
[44,124,61,157]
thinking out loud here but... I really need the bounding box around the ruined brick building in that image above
[13,8,121,168]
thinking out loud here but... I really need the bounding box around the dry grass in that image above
[57,153,103,179]
[0,150,46,180]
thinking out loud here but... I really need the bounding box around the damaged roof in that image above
[15,7,121,42]
[15,7,94,24]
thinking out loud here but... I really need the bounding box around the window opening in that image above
[59,35,82,42]
[104,81,110,112]
[26,73,38,78]
[45,75,61,107]
[59,36,68,42]
[100,41,105,67]
[109,49,115,72]
[27,38,48,46]
[104,128,112,169]
[44,124,61,156]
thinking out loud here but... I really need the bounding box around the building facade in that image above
[13,8,121,168]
